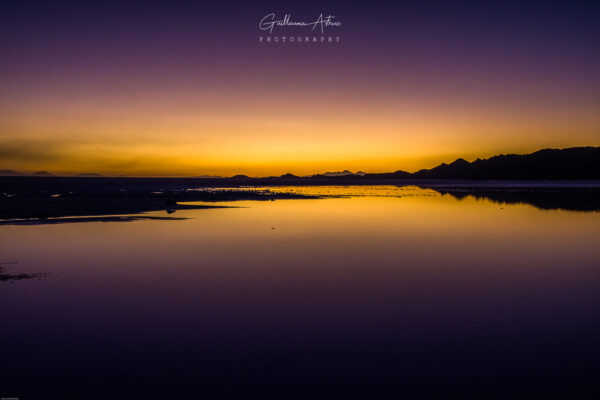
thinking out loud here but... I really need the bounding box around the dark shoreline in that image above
[1,176,600,221]
[3,175,600,189]
[0,215,191,226]
[0,177,322,220]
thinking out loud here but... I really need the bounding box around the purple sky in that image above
[1,0,599,175]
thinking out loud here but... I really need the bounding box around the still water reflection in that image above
[1,186,599,397]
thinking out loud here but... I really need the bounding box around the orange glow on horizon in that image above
[1,84,599,176]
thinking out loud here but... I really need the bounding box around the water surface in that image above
[2,186,599,397]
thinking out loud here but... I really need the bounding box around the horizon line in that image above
[1,145,599,179]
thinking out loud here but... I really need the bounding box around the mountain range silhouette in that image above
[408,147,600,180]
[349,147,600,180]
[1,147,599,179]
[2,147,600,220]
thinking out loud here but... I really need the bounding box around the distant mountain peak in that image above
[450,158,469,166]
[412,146,600,180]
[32,171,54,176]
[0,169,22,176]
[77,173,102,177]
[321,170,364,177]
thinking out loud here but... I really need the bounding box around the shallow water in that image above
[2,186,599,397]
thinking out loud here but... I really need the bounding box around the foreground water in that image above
[1,186,599,397]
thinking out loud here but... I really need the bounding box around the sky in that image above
[1,0,599,176]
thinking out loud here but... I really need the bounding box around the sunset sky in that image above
[1,0,599,176]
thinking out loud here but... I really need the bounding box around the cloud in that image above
[0,139,67,162]
[0,138,200,175]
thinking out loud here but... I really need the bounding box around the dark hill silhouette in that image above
[317,147,600,181]
[320,170,365,177]
[363,170,412,179]
[2,147,599,181]
[411,147,600,180]
[77,173,103,177]
[0,169,21,176]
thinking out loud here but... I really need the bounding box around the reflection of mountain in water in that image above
[426,186,600,212]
